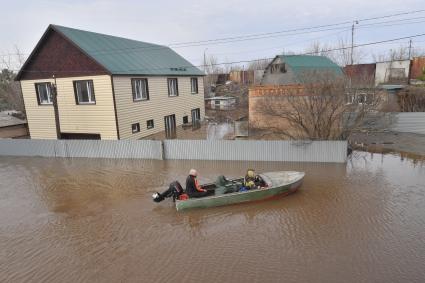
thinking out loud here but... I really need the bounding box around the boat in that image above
[153,171,305,211]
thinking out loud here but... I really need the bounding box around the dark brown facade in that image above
[410,57,425,80]
[343,64,376,86]
[17,28,109,80]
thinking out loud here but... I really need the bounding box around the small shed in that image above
[0,111,28,138]
[375,60,410,86]
[205,96,237,110]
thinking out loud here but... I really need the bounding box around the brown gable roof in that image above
[16,25,110,80]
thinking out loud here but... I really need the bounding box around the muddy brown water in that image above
[1,151,425,283]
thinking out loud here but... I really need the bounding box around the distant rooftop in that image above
[278,55,343,77]
[0,111,27,128]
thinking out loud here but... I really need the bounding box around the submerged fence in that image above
[0,139,348,163]
[390,113,425,135]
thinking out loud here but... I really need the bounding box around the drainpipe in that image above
[51,75,61,139]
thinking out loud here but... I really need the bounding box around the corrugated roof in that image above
[52,25,204,76]
[278,55,342,80]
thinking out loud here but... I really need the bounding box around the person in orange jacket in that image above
[185,169,208,198]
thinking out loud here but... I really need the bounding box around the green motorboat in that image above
[175,171,304,211]
[152,171,304,211]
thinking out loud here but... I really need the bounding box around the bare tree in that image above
[305,38,365,66]
[0,47,26,114]
[398,86,425,112]
[247,58,271,71]
[202,54,221,97]
[251,72,382,140]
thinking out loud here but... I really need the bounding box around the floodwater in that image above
[1,151,425,283]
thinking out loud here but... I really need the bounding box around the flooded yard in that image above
[1,151,425,282]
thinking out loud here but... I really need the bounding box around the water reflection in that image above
[0,152,424,282]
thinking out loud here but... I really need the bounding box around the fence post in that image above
[160,140,165,160]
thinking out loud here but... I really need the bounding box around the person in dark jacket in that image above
[186,169,208,198]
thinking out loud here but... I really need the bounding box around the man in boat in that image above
[243,169,266,190]
[186,169,209,198]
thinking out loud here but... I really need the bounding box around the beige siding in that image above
[21,79,56,139]
[113,76,205,139]
[21,75,117,140]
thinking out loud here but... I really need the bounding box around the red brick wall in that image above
[410,57,425,79]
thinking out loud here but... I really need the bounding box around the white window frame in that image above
[132,123,140,133]
[74,80,96,105]
[190,77,198,94]
[146,119,154,129]
[35,83,53,105]
[167,78,179,97]
[132,78,149,101]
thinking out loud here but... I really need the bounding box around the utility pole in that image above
[350,21,358,65]
[203,48,208,73]
[408,38,412,59]
[51,75,61,139]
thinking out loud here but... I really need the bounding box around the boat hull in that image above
[175,171,304,211]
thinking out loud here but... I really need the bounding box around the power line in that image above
[88,16,425,56]
[2,9,425,58]
[11,32,425,74]
[79,9,425,55]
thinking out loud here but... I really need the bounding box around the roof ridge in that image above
[51,24,165,48]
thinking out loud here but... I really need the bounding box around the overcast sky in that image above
[1,0,425,69]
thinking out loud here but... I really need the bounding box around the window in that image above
[215,100,221,105]
[73,80,95,104]
[183,116,188,124]
[35,83,53,105]
[147,119,154,129]
[191,108,201,122]
[167,78,179,96]
[190,77,198,94]
[271,63,286,74]
[132,123,140,133]
[132,78,149,101]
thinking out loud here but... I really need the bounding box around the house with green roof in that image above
[16,24,205,140]
[261,55,342,85]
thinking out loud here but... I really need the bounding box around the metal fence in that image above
[348,112,425,135]
[0,139,162,159]
[0,139,348,163]
[390,113,425,135]
[164,140,347,162]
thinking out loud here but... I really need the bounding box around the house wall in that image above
[410,57,425,80]
[18,29,108,80]
[375,60,410,86]
[113,76,205,139]
[343,64,376,86]
[261,57,297,85]
[20,75,118,139]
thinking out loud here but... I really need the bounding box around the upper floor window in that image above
[190,77,198,94]
[73,80,95,104]
[132,78,149,101]
[167,78,179,97]
[271,63,286,74]
[35,83,53,105]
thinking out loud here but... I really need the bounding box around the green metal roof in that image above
[278,55,342,80]
[52,25,204,76]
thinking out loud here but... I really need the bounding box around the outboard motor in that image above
[152,181,184,203]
